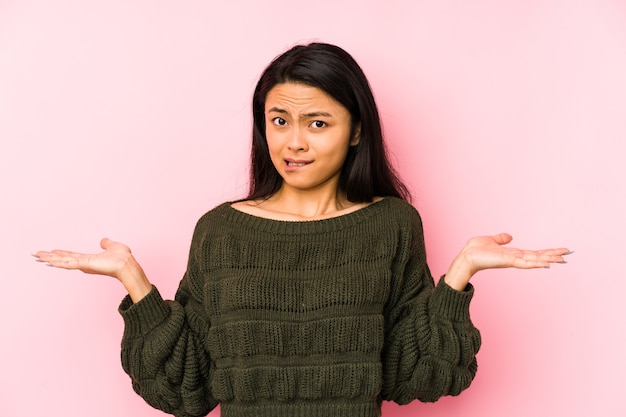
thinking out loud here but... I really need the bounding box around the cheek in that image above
[322,134,352,160]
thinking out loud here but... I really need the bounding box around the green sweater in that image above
[118,197,481,417]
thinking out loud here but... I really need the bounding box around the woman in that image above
[35,43,570,417]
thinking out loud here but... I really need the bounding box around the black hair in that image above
[247,42,410,203]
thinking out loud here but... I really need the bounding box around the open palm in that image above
[460,233,569,275]
[466,233,567,268]
[444,233,570,291]
[34,238,134,280]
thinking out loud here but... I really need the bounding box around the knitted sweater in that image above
[118,197,481,417]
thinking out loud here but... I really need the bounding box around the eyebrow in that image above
[267,107,333,118]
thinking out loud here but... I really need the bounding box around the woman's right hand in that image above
[34,238,152,303]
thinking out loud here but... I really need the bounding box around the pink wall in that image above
[2,1,624,416]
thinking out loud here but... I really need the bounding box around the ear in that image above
[350,123,361,146]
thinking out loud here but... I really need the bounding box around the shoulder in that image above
[382,196,418,213]
[197,201,233,221]
[380,197,423,226]
[190,201,237,235]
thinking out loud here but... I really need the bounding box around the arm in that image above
[119,276,217,416]
[382,212,570,404]
[116,222,218,415]
[382,214,481,404]
[34,225,219,416]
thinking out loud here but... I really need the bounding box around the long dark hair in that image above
[247,42,410,203]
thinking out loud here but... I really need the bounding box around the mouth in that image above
[286,161,308,167]
[285,159,312,167]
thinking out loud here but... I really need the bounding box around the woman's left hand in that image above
[444,233,571,291]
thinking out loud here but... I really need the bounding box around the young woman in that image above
[34,43,570,417]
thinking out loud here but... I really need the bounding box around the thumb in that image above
[100,237,113,250]
[493,233,513,245]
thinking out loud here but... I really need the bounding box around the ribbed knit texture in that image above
[119,197,481,417]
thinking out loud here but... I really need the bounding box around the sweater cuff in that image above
[118,286,171,338]
[429,276,474,322]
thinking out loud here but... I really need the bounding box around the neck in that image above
[234,183,380,222]
[266,185,353,219]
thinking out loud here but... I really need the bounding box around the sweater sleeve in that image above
[381,209,481,404]
[118,220,218,417]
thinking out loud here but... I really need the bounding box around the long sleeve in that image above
[115,198,481,417]
[381,209,481,404]
[118,221,218,417]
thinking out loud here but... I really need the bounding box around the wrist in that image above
[118,256,152,303]
[445,254,474,291]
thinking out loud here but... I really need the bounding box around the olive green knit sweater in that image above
[118,197,481,417]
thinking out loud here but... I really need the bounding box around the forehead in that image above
[265,83,346,114]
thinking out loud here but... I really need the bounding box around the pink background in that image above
[2,1,625,416]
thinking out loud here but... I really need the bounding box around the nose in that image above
[287,127,308,151]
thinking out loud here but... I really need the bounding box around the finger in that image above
[492,233,513,245]
[510,255,551,269]
[517,250,570,267]
[527,248,572,262]
[534,248,571,256]
[32,250,75,262]
[32,252,49,263]
[48,250,90,262]
[35,255,78,269]
[512,259,542,269]
[100,238,131,253]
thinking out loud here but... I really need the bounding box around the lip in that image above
[284,158,312,172]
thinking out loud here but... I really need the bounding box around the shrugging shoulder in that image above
[381,203,481,403]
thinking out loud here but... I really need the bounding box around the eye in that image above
[272,117,287,126]
[310,120,327,129]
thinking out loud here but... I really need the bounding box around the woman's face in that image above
[264,82,360,195]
